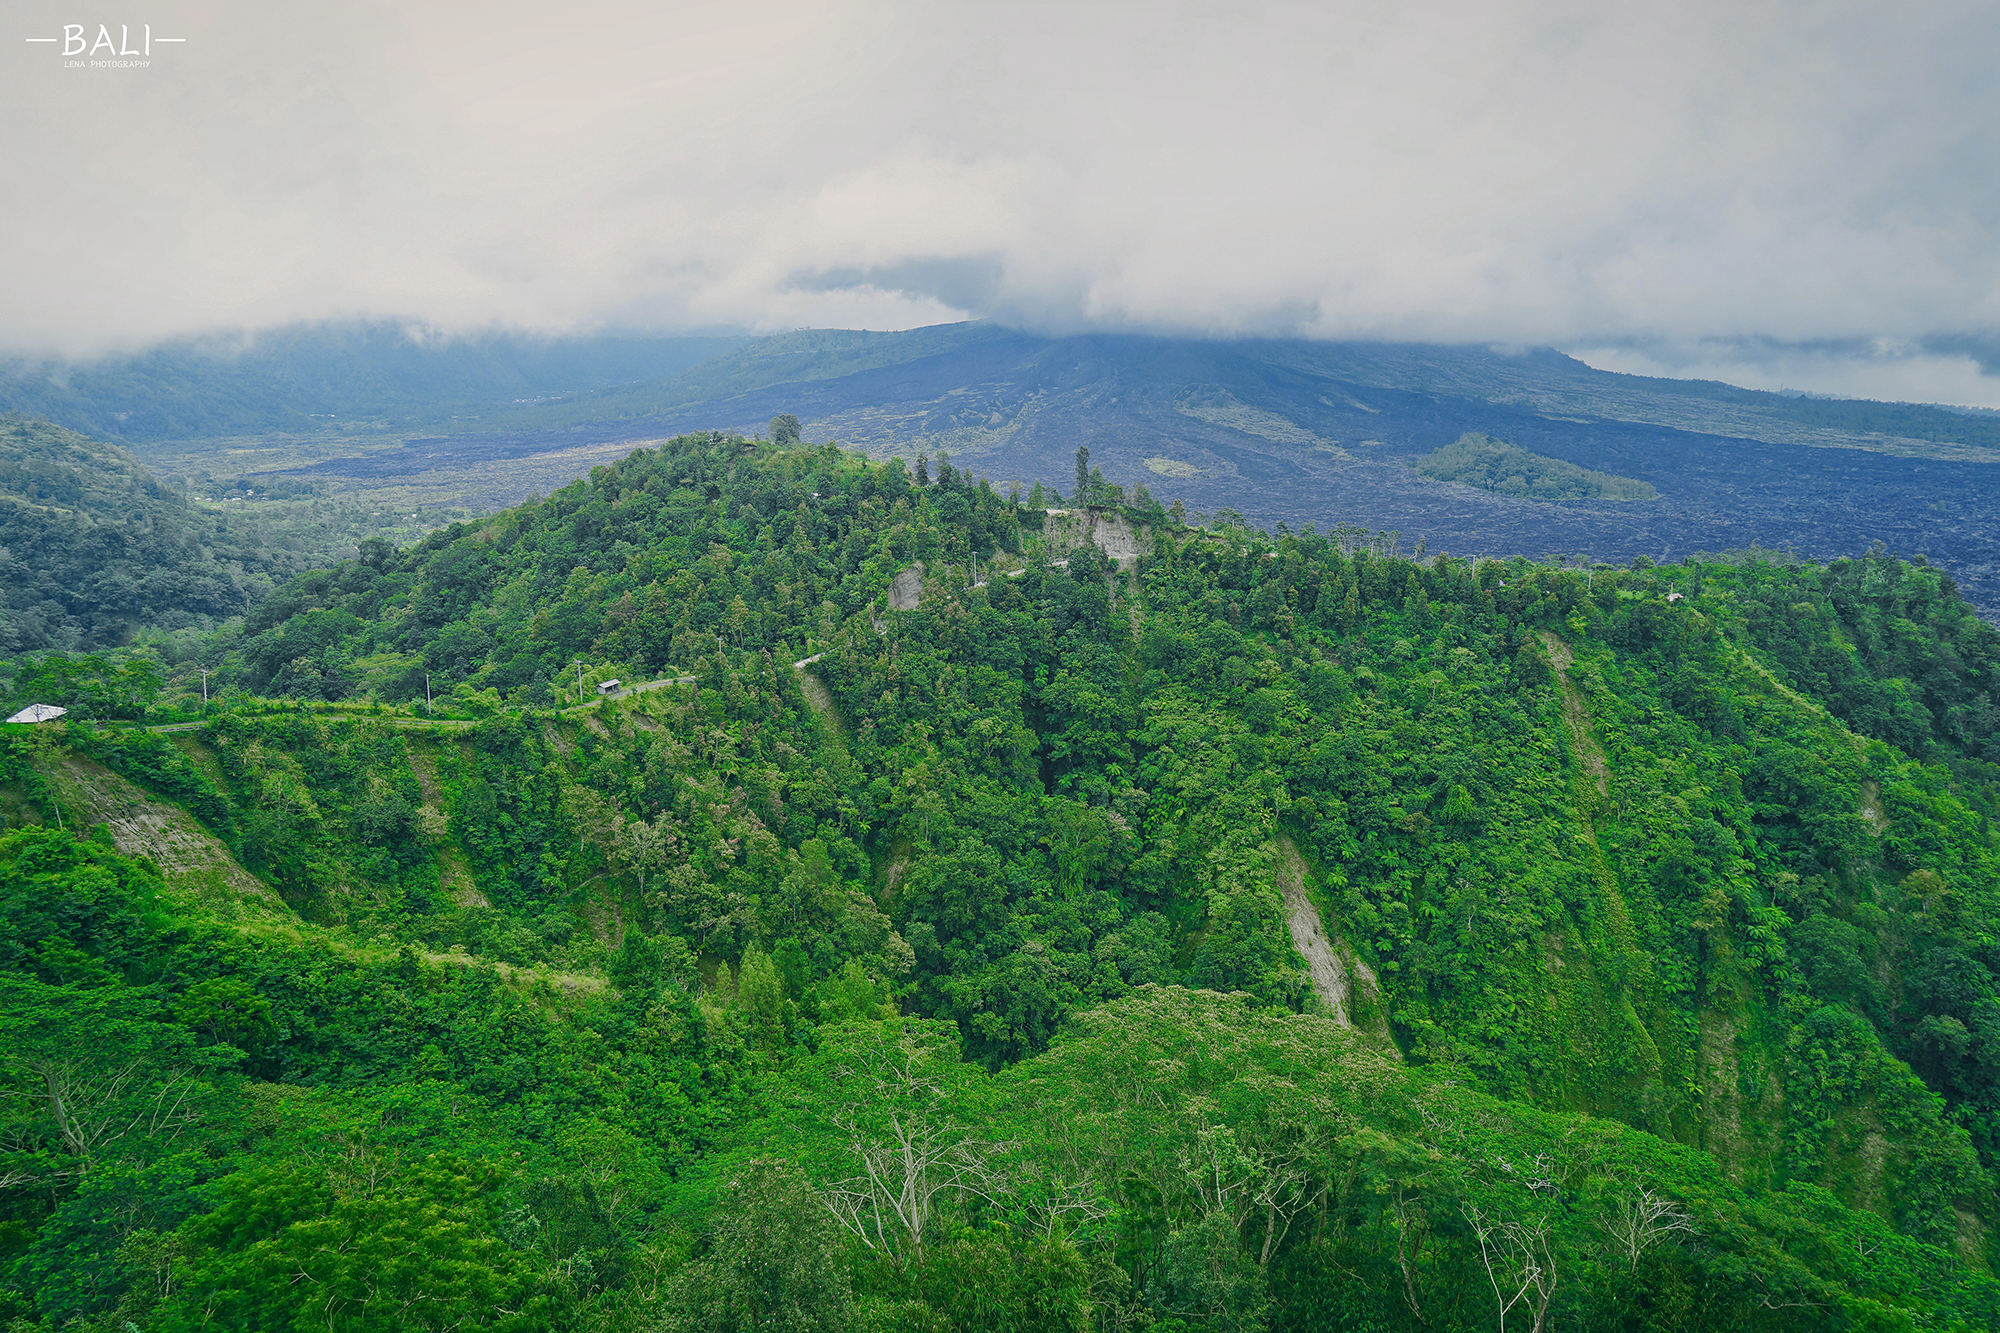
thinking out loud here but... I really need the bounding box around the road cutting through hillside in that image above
[140,652,835,734]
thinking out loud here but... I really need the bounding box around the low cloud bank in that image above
[6,0,2000,406]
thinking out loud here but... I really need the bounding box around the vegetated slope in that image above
[0,322,749,443]
[12,432,2000,1330]
[272,323,2000,619]
[0,416,324,649]
[7,827,1992,1332]
[209,434,1026,703]
[1412,431,1658,501]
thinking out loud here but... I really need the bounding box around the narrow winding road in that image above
[141,654,830,735]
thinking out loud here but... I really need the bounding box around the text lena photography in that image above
[3,3,2000,1330]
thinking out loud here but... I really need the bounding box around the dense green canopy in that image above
[4,431,1999,1330]
[1412,432,1659,502]
[0,417,298,650]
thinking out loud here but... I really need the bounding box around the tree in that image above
[0,976,234,1168]
[611,811,672,903]
[919,1230,1092,1333]
[173,977,270,1048]
[769,414,803,447]
[1044,799,1114,899]
[1594,1178,1695,1271]
[357,537,396,572]
[811,1020,1006,1267]
[1461,1157,1563,1333]
[663,1162,853,1333]
[736,943,788,1051]
[159,1154,554,1333]
[1075,446,1091,504]
[1144,1210,1269,1333]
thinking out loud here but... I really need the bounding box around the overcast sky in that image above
[9,0,2000,402]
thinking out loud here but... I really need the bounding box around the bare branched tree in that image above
[1598,1179,1696,1271]
[1181,1120,1257,1227]
[1008,1162,1112,1245]
[819,1027,1008,1267]
[1463,1201,1558,1333]
[1250,1142,1323,1268]
[609,811,673,903]
[8,1054,203,1163]
[1176,1114,1325,1268]
[823,1107,1003,1263]
[1392,1190,1431,1326]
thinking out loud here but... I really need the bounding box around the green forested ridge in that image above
[4,430,2000,1330]
[1412,433,1660,502]
[0,416,446,653]
[196,433,1028,705]
[0,417,300,651]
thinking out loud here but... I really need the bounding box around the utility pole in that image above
[425,673,432,716]
[200,668,208,713]
[574,659,585,704]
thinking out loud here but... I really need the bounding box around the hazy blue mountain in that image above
[0,323,751,442]
[288,323,2000,616]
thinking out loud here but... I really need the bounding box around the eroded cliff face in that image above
[1042,507,1148,568]
[889,563,925,611]
[879,510,1147,612]
[43,751,275,909]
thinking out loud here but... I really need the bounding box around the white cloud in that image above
[7,0,2000,403]
[1569,341,2000,411]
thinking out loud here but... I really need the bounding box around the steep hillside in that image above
[7,432,2000,1329]
[0,416,313,649]
[6,825,1991,1331]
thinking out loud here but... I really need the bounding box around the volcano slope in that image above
[9,432,2000,1329]
[261,324,2000,620]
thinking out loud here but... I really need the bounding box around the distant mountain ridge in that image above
[0,324,750,442]
[456,322,2000,461]
[281,322,2000,617]
[10,320,2000,617]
